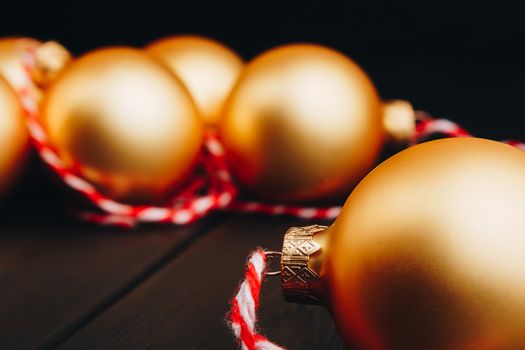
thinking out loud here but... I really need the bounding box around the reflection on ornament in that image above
[279,137,525,349]
[147,35,243,126]
[41,47,203,204]
[0,76,28,198]
[221,44,384,203]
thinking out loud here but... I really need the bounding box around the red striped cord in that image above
[18,46,340,227]
[18,44,525,228]
[228,249,285,350]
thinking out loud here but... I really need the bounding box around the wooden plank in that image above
[0,208,216,350]
[57,214,345,349]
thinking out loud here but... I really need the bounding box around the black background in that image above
[2,0,525,206]
[1,0,522,136]
[2,0,524,64]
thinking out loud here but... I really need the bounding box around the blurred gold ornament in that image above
[42,48,203,204]
[0,76,29,198]
[280,137,525,349]
[220,44,384,203]
[147,35,243,126]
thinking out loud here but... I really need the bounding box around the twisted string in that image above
[228,249,285,350]
[18,44,525,228]
[18,45,340,227]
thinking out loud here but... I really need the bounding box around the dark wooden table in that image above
[0,206,344,350]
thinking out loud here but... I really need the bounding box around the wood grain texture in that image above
[57,214,345,349]
[0,209,214,350]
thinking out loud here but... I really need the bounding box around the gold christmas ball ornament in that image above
[42,48,203,204]
[0,76,29,198]
[221,44,384,203]
[147,35,243,126]
[280,137,525,349]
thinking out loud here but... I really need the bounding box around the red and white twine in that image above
[18,46,341,227]
[18,46,525,229]
[228,249,284,350]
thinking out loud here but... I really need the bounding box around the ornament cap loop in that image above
[264,251,282,276]
[280,224,327,304]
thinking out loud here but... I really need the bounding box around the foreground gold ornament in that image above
[280,137,525,349]
[0,76,28,198]
[42,48,203,203]
[221,44,384,203]
[147,35,243,126]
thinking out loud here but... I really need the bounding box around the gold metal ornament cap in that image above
[31,41,72,88]
[280,225,327,304]
[382,99,416,143]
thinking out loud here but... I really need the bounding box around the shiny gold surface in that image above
[147,35,243,126]
[324,138,525,349]
[280,225,326,304]
[0,76,28,198]
[0,37,42,99]
[221,44,384,203]
[42,48,203,203]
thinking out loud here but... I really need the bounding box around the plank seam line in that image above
[35,216,222,350]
